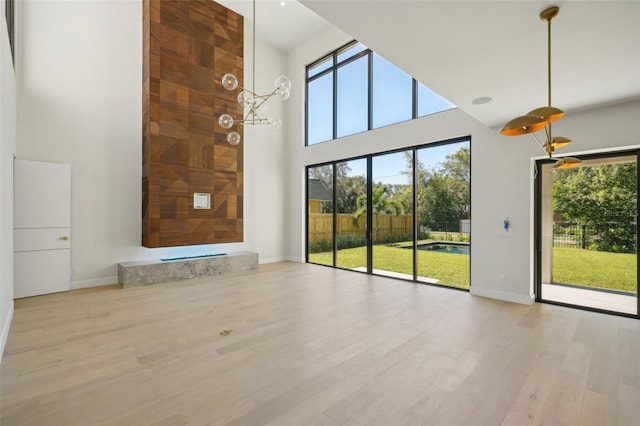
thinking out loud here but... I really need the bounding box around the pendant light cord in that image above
[546,14,552,143]
[252,0,256,124]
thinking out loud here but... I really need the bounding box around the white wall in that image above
[0,0,16,360]
[13,0,640,308]
[17,0,287,289]
[284,26,640,305]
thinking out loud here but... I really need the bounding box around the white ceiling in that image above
[219,1,640,129]
[216,0,332,52]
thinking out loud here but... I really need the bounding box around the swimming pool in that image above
[416,242,470,255]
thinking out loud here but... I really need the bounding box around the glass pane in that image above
[372,150,414,279]
[336,159,368,271]
[337,42,367,64]
[307,166,334,266]
[308,56,332,79]
[416,141,471,289]
[417,82,456,117]
[337,56,368,138]
[372,53,413,128]
[541,156,637,315]
[307,72,334,145]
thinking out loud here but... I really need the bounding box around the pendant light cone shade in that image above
[527,106,565,123]
[554,157,581,169]
[550,136,571,149]
[499,114,548,136]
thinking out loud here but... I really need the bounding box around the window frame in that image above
[305,136,472,290]
[305,40,456,146]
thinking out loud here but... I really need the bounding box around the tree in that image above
[336,175,367,213]
[352,185,403,242]
[353,185,402,221]
[554,163,636,223]
[411,146,470,232]
[553,162,637,253]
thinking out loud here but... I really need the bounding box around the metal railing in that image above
[553,222,637,253]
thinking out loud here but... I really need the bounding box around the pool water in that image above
[417,243,470,255]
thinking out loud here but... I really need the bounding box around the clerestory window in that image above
[305,41,456,146]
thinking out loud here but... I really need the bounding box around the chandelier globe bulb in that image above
[221,73,239,91]
[227,132,241,145]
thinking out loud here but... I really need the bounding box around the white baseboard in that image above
[0,301,15,364]
[470,287,535,306]
[71,276,119,290]
[258,256,285,264]
[284,256,305,263]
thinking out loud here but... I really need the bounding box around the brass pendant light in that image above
[499,6,581,169]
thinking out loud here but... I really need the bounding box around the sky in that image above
[307,43,456,148]
[345,141,468,186]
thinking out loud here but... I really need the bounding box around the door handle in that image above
[58,236,69,241]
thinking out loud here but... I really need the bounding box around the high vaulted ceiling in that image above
[216,0,332,52]
[219,1,640,129]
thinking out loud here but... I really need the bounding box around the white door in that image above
[14,159,71,298]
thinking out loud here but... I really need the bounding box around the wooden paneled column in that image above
[142,0,244,247]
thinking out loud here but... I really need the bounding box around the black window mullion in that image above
[336,49,369,68]
[332,163,338,267]
[413,148,418,281]
[412,79,419,119]
[306,67,334,84]
[366,156,373,274]
[636,150,639,318]
[305,167,309,261]
[332,52,338,140]
[367,51,373,131]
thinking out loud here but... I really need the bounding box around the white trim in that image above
[0,301,15,364]
[284,256,305,263]
[259,256,286,264]
[71,276,119,290]
[471,287,535,306]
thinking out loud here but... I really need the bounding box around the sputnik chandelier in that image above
[218,0,292,145]
[499,6,581,170]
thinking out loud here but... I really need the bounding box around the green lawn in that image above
[310,245,470,289]
[553,247,636,292]
[309,245,637,293]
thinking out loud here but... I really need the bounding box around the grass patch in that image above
[309,245,470,289]
[553,247,636,292]
[309,245,637,293]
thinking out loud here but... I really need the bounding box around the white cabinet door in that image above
[14,160,71,298]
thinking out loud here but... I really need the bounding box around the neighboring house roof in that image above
[308,179,332,201]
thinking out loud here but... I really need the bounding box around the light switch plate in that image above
[193,193,211,209]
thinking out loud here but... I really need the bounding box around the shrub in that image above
[309,239,331,253]
[337,235,367,250]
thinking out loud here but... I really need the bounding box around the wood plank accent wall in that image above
[142,0,244,248]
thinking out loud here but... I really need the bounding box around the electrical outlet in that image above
[72,267,80,276]
[498,274,506,284]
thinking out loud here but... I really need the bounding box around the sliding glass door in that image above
[307,164,333,267]
[335,159,368,270]
[371,150,414,279]
[416,141,471,289]
[536,151,639,316]
[306,138,471,290]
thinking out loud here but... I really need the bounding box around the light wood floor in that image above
[1,262,639,426]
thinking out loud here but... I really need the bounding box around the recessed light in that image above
[472,96,492,105]
[280,1,286,6]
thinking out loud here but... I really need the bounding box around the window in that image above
[305,40,456,146]
[306,138,471,290]
[372,53,413,128]
[307,72,333,145]
[337,56,368,138]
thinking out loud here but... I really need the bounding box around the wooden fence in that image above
[308,213,413,243]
